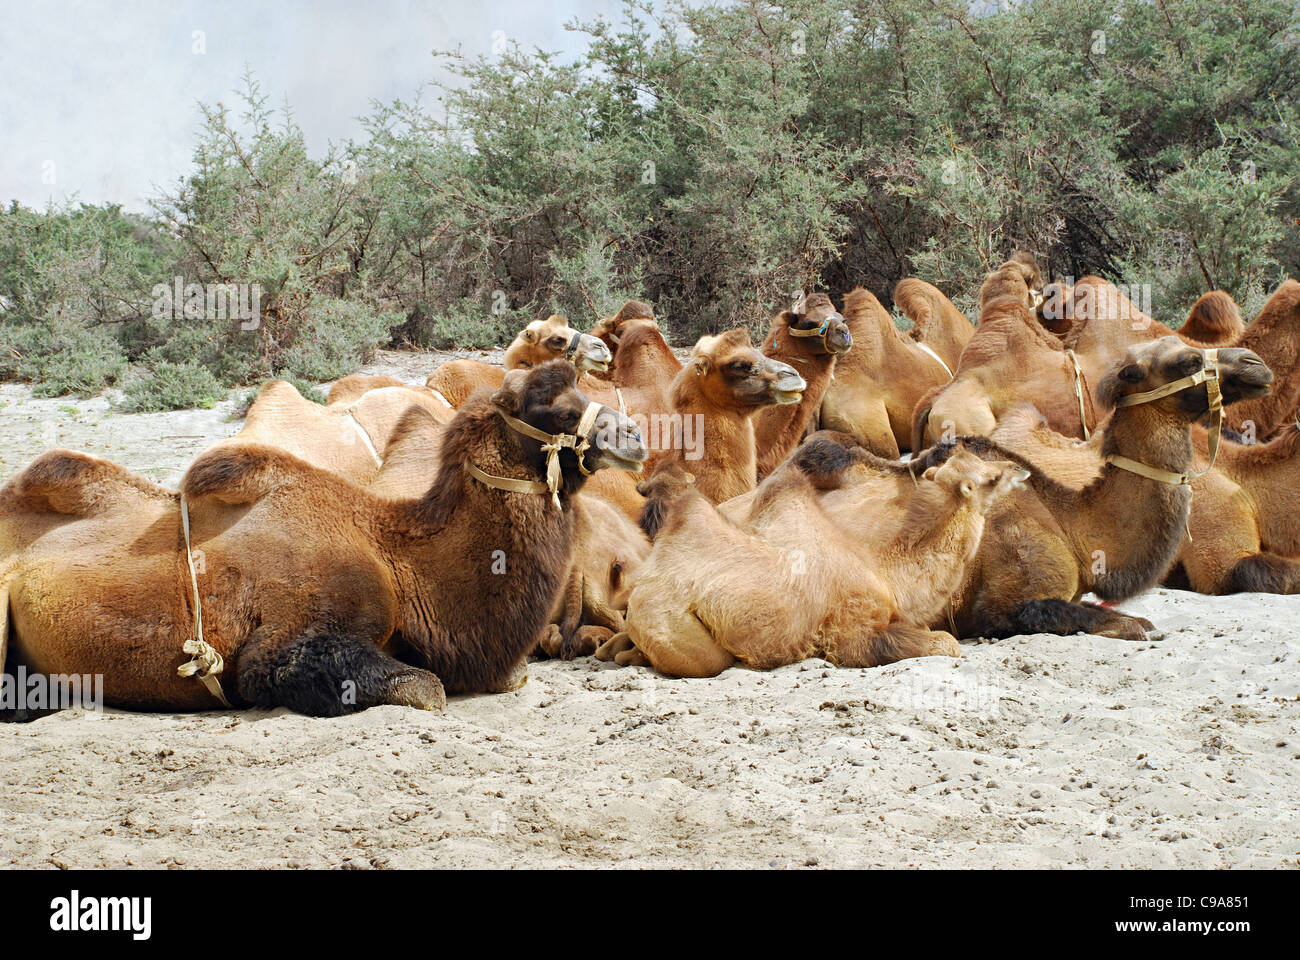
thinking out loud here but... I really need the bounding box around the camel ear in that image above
[491,371,527,413]
[693,356,710,376]
[778,310,801,327]
[520,327,537,343]
[922,466,939,481]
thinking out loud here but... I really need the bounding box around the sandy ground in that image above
[0,351,1297,868]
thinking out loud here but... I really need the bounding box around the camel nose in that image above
[770,360,806,392]
[593,408,649,463]
[828,325,853,353]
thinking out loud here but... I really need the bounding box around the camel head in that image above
[1098,336,1273,419]
[591,300,658,357]
[780,292,853,355]
[491,361,649,487]
[506,315,612,375]
[921,447,1030,513]
[690,328,806,408]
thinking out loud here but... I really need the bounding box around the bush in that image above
[279,297,396,382]
[121,360,226,412]
[0,317,127,397]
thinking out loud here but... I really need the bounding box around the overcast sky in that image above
[0,0,629,212]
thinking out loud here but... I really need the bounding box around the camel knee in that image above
[237,633,445,715]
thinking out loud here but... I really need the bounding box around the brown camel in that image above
[991,407,1300,596]
[646,328,805,512]
[753,294,852,478]
[912,271,1240,450]
[425,314,612,407]
[906,337,1273,640]
[0,362,647,716]
[598,435,1025,677]
[820,286,960,457]
[365,403,652,658]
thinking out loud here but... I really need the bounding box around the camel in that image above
[425,314,612,408]
[912,270,1242,450]
[819,285,963,457]
[893,276,975,369]
[365,403,652,658]
[991,407,1300,596]
[0,362,648,716]
[598,435,1025,677]
[645,328,805,513]
[214,379,456,487]
[327,374,455,410]
[906,336,1273,640]
[752,294,852,478]
[587,300,684,414]
[1222,279,1300,440]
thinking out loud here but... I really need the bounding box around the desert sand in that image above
[1,350,1297,868]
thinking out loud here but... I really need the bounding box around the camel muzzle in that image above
[590,407,649,473]
[571,332,612,374]
[766,360,807,405]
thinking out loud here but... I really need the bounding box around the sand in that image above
[1,351,1297,868]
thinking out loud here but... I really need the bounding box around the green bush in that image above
[0,318,127,397]
[121,360,226,412]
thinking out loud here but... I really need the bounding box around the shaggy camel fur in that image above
[425,314,612,408]
[907,337,1273,640]
[364,404,651,658]
[216,379,455,486]
[600,437,1025,677]
[0,362,647,716]
[992,407,1300,596]
[820,286,963,457]
[753,294,852,478]
[1223,279,1300,440]
[646,328,804,513]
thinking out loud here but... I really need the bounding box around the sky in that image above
[0,0,630,212]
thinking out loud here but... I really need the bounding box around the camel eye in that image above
[729,361,752,374]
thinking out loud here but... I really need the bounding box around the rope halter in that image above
[787,315,839,353]
[1105,348,1222,486]
[467,400,604,510]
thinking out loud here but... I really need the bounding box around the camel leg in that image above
[829,623,961,669]
[237,632,446,716]
[485,657,529,693]
[985,599,1160,642]
[567,625,615,659]
[1223,553,1300,594]
[594,631,635,661]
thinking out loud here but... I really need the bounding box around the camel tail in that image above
[911,384,943,454]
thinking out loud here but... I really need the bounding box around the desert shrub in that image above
[121,360,226,412]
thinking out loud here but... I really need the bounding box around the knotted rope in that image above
[468,401,603,510]
[177,494,231,707]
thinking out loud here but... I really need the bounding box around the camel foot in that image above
[534,623,564,659]
[594,631,635,662]
[384,670,447,712]
[614,646,651,668]
[990,599,1162,643]
[1094,613,1162,643]
[562,625,614,660]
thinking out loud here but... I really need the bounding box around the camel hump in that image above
[1182,291,1243,346]
[5,449,169,516]
[894,278,935,327]
[182,444,298,505]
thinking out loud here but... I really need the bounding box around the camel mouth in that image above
[594,448,646,473]
[770,388,805,405]
[577,356,610,375]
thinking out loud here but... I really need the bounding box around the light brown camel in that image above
[819,286,961,457]
[425,314,612,408]
[215,379,455,486]
[905,337,1273,640]
[364,404,652,659]
[327,374,456,410]
[598,436,1024,677]
[1222,279,1300,440]
[893,276,975,369]
[645,328,805,512]
[752,294,852,478]
[0,362,647,716]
